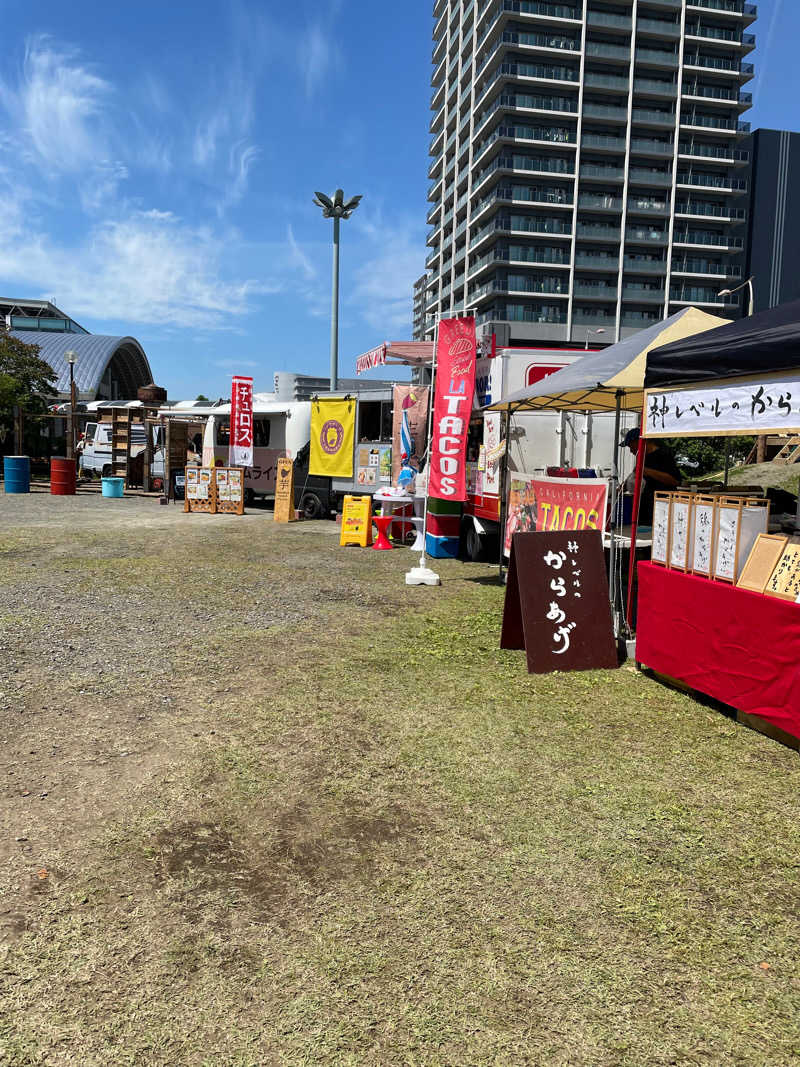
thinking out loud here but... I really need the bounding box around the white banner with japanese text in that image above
[644,373,800,438]
[229,375,254,467]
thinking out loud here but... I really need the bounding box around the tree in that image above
[195,394,211,403]
[668,435,754,477]
[0,332,57,448]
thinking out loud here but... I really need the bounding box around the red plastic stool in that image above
[372,514,394,550]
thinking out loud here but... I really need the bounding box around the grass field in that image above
[2,494,799,1065]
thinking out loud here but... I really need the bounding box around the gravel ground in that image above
[0,491,475,948]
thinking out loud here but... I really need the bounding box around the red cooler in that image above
[50,457,76,495]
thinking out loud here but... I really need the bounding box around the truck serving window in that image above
[253,418,270,448]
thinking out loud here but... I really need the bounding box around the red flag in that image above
[230,375,254,467]
[429,317,477,500]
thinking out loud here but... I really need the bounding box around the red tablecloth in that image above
[636,561,800,741]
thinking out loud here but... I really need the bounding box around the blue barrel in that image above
[3,456,30,494]
[101,476,125,498]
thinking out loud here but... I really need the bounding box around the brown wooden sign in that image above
[274,458,295,523]
[501,530,618,674]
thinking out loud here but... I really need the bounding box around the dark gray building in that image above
[419,0,756,347]
[743,128,800,312]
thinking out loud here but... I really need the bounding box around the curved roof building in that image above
[9,330,153,401]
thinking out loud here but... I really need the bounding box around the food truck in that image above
[462,348,635,560]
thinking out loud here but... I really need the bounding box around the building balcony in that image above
[672,231,744,250]
[626,197,670,216]
[633,77,678,98]
[580,163,625,182]
[623,256,667,274]
[630,137,674,156]
[578,193,623,212]
[572,283,619,300]
[621,311,663,327]
[634,47,679,69]
[671,259,742,278]
[576,223,621,241]
[500,0,584,21]
[625,227,668,245]
[676,173,748,194]
[587,9,631,31]
[687,1,757,24]
[631,107,677,127]
[582,102,629,124]
[584,41,630,63]
[628,168,673,186]
[581,133,626,152]
[622,284,666,303]
[574,253,620,271]
[583,71,630,92]
[637,17,681,37]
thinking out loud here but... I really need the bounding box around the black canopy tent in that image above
[645,298,800,389]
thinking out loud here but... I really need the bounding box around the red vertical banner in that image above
[230,375,254,468]
[429,317,477,500]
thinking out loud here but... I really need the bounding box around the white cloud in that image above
[214,358,259,369]
[287,223,317,281]
[0,208,276,330]
[299,21,341,99]
[3,37,113,171]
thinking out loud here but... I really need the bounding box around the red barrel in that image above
[50,457,76,496]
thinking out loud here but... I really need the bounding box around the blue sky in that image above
[0,0,795,400]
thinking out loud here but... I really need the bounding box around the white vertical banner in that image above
[230,375,254,467]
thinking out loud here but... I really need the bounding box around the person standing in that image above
[623,427,680,525]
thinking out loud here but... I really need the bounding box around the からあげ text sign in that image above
[644,373,800,438]
[230,375,254,467]
[429,316,477,501]
[501,530,618,674]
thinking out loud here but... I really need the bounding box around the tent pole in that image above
[608,390,623,638]
[625,418,646,635]
[497,404,513,581]
[723,438,731,488]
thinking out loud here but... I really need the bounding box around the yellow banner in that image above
[310,398,355,477]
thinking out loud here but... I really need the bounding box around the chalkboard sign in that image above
[501,530,618,674]
[691,496,717,577]
[651,493,670,565]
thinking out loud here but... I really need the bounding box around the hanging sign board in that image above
[501,530,618,674]
[355,342,387,375]
[340,494,373,547]
[429,316,477,501]
[503,475,608,556]
[644,371,800,438]
[274,458,295,523]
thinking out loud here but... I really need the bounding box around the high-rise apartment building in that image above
[420,0,756,348]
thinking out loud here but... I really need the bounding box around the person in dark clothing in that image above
[623,427,680,525]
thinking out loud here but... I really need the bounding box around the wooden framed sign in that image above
[765,543,800,601]
[737,533,788,594]
[501,530,618,674]
[274,458,295,523]
[691,495,717,577]
[713,497,743,583]
[668,492,695,571]
[184,467,215,513]
[651,492,671,566]
[215,467,244,516]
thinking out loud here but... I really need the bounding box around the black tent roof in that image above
[645,298,800,389]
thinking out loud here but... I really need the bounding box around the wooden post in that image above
[756,434,767,463]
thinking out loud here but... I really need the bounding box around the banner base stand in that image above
[405,557,441,586]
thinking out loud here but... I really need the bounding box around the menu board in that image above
[713,501,741,582]
[184,467,214,513]
[691,497,717,577]
[669,494,694,571]
[737,534,788,594]
[765,544,800,601]
[651,494,670,565]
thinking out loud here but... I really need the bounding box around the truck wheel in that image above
[102,464,112,478]
[244,488,256,507]
[300,492,325,520]
[464,523,486,563]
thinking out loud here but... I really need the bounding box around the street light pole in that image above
[717,276,760,462]
[65,349,78,462]
[313,189,363,391]
[718,275,755,317]
[585,327,605,349]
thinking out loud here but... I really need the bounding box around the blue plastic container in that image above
[3,456,30,494]
[101,476,125,498]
